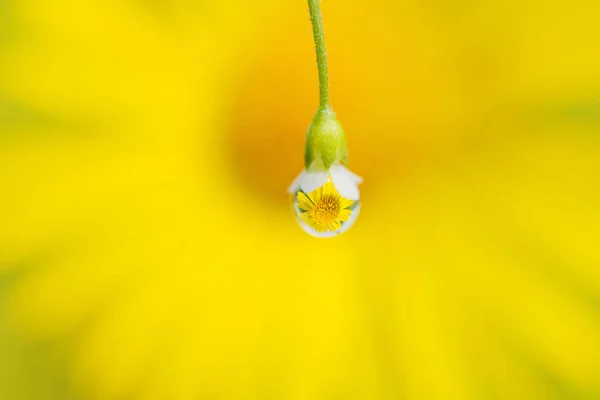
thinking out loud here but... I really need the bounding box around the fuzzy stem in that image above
[307,0,330,110]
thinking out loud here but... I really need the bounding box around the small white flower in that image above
[288,97,361,237]
[288,162,362,237]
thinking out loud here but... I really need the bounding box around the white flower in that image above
[287,162,363,200]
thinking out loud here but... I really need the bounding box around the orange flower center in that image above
[311,195,341,226]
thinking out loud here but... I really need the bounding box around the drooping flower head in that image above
[289,108,363,237]
[289,0,363,237]
[289,161,362,237]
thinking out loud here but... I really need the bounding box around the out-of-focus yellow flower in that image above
[0,0,600,400]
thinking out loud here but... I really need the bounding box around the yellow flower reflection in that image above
[297,181,354,232]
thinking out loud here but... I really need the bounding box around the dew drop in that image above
[291,180,360,238]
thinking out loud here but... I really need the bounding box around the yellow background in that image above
[1,0,600,399]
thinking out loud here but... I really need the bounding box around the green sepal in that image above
[304,107,348,171]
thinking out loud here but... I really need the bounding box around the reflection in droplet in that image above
[291,180,360,238]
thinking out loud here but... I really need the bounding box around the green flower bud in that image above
[304,107,348,171]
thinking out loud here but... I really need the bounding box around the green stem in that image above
[308,0,330,111]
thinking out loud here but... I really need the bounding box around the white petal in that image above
[331,163,363,184]
[300,171,329,193]
[287,171,305,193]
[330,165,360,200]
[342,165,364,184]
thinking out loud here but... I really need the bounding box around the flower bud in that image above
[304,107,348,171]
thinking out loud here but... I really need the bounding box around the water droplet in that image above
[291,180,360,238]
